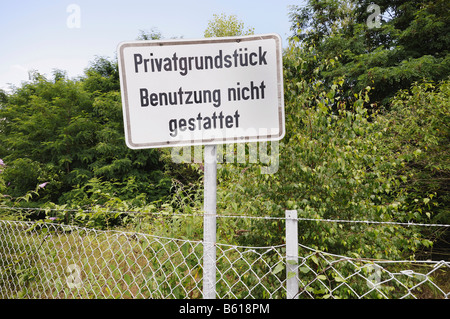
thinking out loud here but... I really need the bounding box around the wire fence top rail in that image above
[1,206,449,228]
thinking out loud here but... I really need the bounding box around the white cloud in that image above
[0,64,30,92]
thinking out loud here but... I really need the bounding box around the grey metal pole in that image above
[286,210,299,299]
[203,145,217,299]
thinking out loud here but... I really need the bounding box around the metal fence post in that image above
[203,145,217,299]
[286,210,299,299]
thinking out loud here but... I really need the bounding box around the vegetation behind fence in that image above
[1,216,448,299]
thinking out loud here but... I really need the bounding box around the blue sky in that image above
[0,0,304,91]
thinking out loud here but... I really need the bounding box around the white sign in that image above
[117,34,285,149]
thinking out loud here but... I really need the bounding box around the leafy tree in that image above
[383,80,450,258]
[0,61,171,206]
[82,56,120,94]
[136,28,163,41]
[289,0,450,106]
[204,13,255,38]
[216,60,441,259]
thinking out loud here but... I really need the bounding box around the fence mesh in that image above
[292,243,449,299]
[0,219,448,299]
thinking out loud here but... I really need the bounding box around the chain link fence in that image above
[0,216,448,299]
[290,243,449,299]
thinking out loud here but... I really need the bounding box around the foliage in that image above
[136,28,163,41]
[0,61,171,207]
[387,81,449,222]
[214,44,446,260]
[0,160,6,195]
[288,0,450,106]
[204,13,255,38]
[383,80,450,257]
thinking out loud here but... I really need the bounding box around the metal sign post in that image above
[203,144,217,299]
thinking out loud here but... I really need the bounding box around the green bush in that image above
[214,48,444,260]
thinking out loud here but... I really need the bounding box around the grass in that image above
[0,220,204,298]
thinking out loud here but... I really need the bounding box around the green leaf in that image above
[272,262,284,275]
[299,266,311,274]
[334,276,346,282]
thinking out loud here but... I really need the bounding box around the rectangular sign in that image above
[117,34,284,149]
